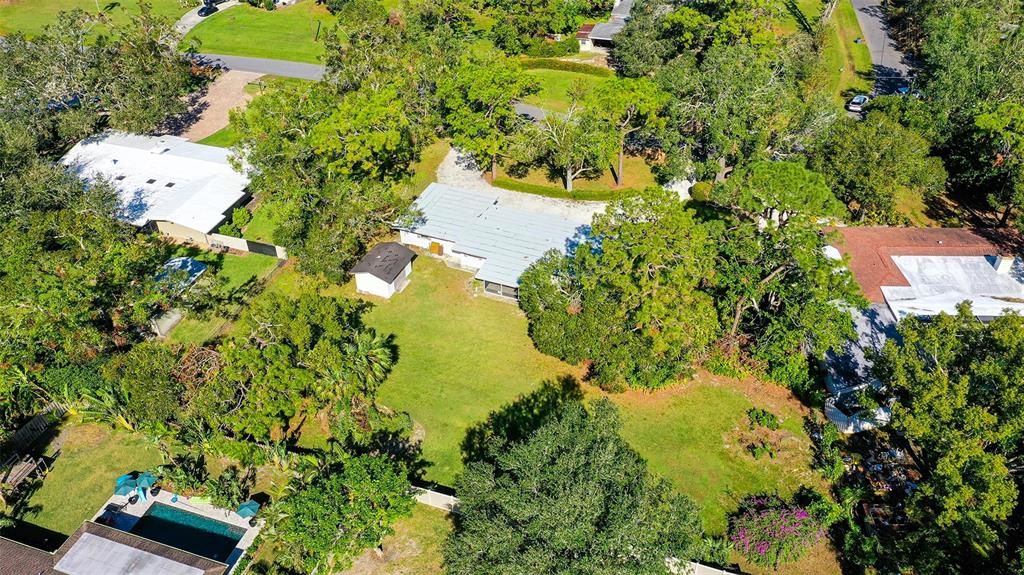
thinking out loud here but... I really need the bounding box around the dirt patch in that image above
[62,423,111,451]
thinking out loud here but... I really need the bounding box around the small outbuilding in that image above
[352,242,416,299]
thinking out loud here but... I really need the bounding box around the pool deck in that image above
[92,489,262,570]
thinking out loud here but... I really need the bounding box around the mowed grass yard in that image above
[0,0,191,36]
[522,68,607,112]
[167,251,280,345]
[353,257,580,485]
[341,505,452,575]
[183,0,335,63]
[25,423,164,536]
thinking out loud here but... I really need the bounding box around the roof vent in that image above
[146,178,157,184]
[115,175,126,181]
[165,182,176,188]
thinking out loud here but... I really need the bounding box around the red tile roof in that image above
[831,227,1001,303]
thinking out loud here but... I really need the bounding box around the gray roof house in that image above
[397,183,592,299]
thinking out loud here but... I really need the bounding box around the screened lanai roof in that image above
[402,183,591,287]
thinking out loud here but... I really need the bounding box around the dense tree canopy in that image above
[874,305,1024,573]
[446,399,706,574]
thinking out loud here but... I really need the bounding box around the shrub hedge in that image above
[492,177,642,201]
[519,58,614,77]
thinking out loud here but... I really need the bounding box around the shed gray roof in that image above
[352,242,415,283]
[401,183,590,287]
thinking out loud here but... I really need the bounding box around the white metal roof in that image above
[404,183,591,287]
[61,132,248,234]
[882,255,1024,320]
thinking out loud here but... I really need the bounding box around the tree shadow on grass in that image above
[461,374,583,466]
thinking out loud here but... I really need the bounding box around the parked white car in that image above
[846,94,871,113]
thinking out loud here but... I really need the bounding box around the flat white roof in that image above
[54,533,204,575]
[61,132,248,234]
[403,183,592,287]
[882,255,1024,320]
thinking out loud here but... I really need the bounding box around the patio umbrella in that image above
[114,476,137,496]
[236,500,260,518]
[135,472,158,490]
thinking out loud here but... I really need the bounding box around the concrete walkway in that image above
[181,70,264,141]
[192,53,326,80]
[850,0,912,94]
[175,0,240,35]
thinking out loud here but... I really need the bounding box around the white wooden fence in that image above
[208,233,288,260]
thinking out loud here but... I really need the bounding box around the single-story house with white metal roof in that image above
[397,183,592,299]
[61,132,249,246]
[578,0,634,51]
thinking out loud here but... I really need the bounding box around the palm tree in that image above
[343,330,395,394]
[81,385,135,431]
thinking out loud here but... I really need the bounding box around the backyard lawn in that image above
[25,423,164,536]
[0,0,192,36]
[183,0,335,63]
[167,251,280,345]
[341,505,452,575]
[355,257,579,486]
[407,139,452,198]
[522,68,608,112]
[493,153,656,199]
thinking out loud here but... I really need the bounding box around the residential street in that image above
[850,0,911,93]
[193,53,326,81]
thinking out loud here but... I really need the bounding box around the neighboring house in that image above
[352,242,415,299]
[397,183,591,300]
[824,227,1021,432]
[151,257,209,337]
[61,132,250,248]
[0,521,227,575]
[578,0,634,52]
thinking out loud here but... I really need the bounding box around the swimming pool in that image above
[130,502,245,563]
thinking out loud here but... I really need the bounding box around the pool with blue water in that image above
[130,502,245,563]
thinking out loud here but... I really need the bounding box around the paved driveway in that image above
[192,53,326,80]
[175,1,240,35]
[850,0,912,94]
[180,70,264,141]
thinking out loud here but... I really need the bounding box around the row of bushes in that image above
[519,57,614,77]
[492,177,641,201]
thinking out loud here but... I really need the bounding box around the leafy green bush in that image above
[158,452,209,496]
[206,466,255,510]
[807,419,845,482]
[217,207,252,237]
[689,181,713,201]
[747,407,780,430]
[524,38,580,58]
[519,57,613,77]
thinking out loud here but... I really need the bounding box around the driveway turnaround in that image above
[850,0,911,93]
[175,1,240,35]
[193,54,326,81]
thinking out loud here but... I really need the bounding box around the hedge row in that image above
[518,58,614,78]
[492,177,642,201]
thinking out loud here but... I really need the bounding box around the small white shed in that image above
[352,242,416,299]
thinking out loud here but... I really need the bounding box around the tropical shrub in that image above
[747,407,779,430]
[207,466,255,510]
[729,494,826,569]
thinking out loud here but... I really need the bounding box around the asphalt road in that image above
[849,0,912,94]
[193,54,327,81]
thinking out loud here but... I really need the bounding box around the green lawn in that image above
[355,257,578,486]
[25,423,164,535]
[197,125,241,148]
[601,379,822,535]
[341,504,452,575]
[183,0,335,63]
[0,0,192,36]
[522,69,607,112]
[826,0,873,99]
[494,154,656,195]
[241,204,280,243]
[407,139,452,198]
[167,251,280,345]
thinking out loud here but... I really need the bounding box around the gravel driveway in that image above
[181,70,264,141]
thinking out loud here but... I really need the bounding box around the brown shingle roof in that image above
[831,227,1000,303]
[0,537,54,575]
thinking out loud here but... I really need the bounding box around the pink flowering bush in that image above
[729,495,825,569]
